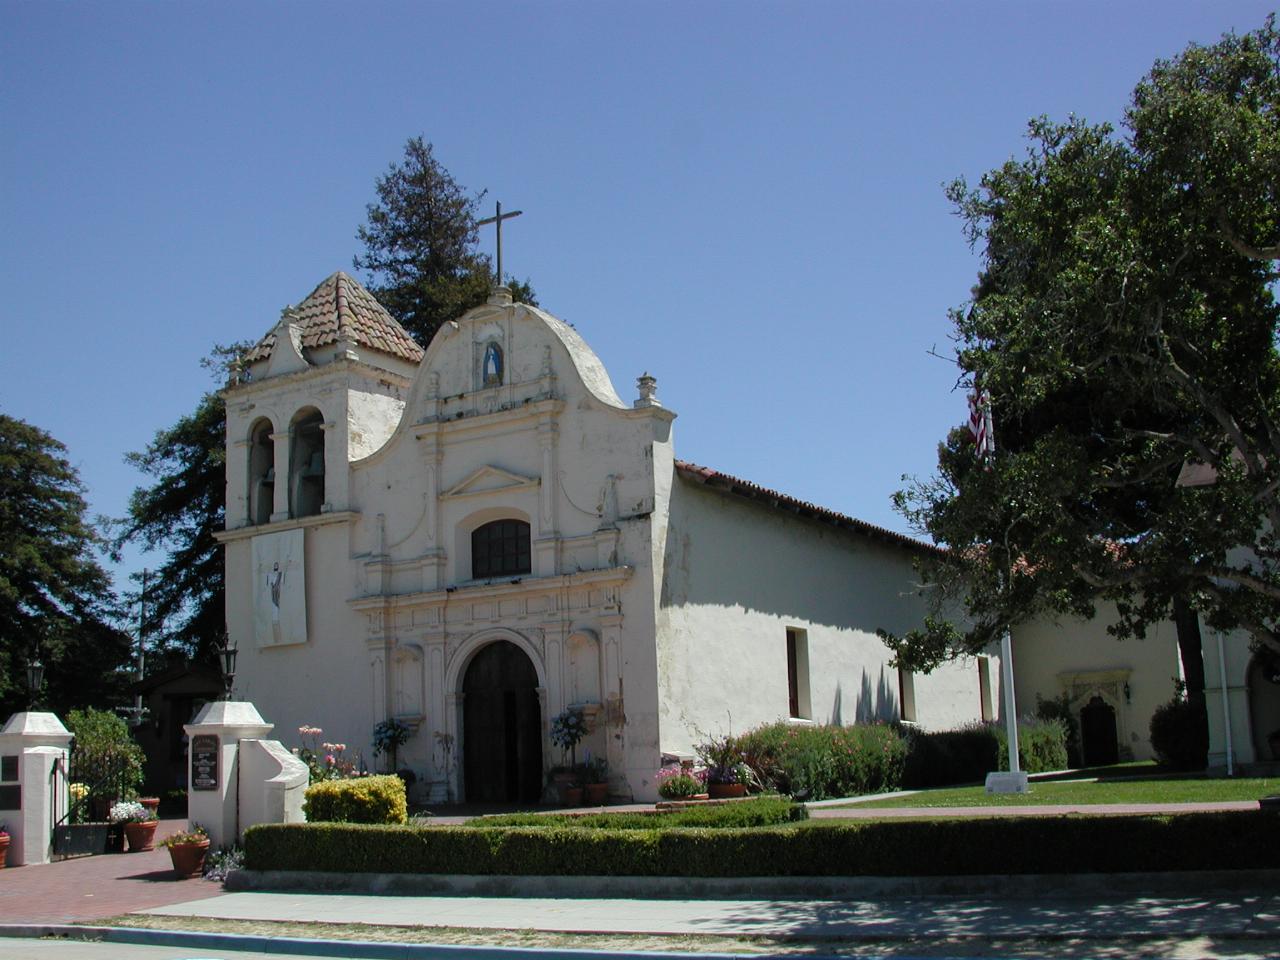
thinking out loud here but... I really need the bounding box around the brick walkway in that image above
[0,819,225,923]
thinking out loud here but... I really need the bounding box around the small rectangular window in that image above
[786,628,811,719]
[978,657,994,722]
[898,669,917,723]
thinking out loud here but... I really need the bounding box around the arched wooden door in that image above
[1080,695,1119,766]
[462,641,543,803]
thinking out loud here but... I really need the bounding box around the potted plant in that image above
[0,822,9,868]
[110,800,158,852]
[160,823,211,878]
[372,718,412,774]
[655,765,707,802]
[583,755,609,805]
[549,708,589,804]
[696,731,751,799]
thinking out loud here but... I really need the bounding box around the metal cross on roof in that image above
[477,201,523,288]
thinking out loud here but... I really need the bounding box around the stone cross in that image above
[477,201,523,287]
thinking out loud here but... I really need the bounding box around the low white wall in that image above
[239,739,309,829]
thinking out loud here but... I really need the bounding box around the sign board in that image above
[1,755,17,781]
[191,734,219,791]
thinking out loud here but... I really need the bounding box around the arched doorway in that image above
[462,641,542,803]
[1080,695,1119,766]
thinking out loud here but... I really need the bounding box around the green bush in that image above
[735,722,908,800]
[66,707,145,800]
[901,725,999,788]
[1035,693,1082,768]
[303,774,407,824]
[245,811,1280,877]
[1150,686,1209,771]
[469,797,806,830]
[996,717,1069,774]
[901,720,1067,789]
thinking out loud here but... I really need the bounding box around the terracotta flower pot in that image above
[708,782,747,799]
[167,839,211,878]
[584,782,608,805]
[138,797,161,815]
[0,834,9,868]
[563,786,584,806]
[123,820,158,852]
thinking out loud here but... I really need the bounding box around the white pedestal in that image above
[184,701,273,849]
[0,712,72,866]
[985,771,1030,794]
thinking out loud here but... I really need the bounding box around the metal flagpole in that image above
[973,386,1028,794]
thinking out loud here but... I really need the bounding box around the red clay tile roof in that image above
[673,460,943,556]
[241,271,424,365]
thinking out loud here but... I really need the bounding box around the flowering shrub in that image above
[736,722,908,800]
[160,823,209,847]
[655,764,705,799]
[109,800,154,823]
[293,725,365,782]
[694,731,752,785]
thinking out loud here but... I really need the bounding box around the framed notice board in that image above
[191,735,219,791]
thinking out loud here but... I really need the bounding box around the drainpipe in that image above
[1217,631,1233,777]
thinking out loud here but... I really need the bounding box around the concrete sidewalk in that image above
[135,888,1280,941]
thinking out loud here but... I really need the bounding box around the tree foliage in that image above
[114,388,228,664]
[354,136,536,344]
[0,414,132,717]
[885,18,1280,672]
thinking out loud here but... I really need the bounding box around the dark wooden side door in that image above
[462,641,543,803]
[1080,695,1119,766]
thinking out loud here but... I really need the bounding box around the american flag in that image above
[969,388,993,459]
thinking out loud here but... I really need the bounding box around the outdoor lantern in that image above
[26,658,44,704]
[1123,681,1132,703]
[218,633,238,699]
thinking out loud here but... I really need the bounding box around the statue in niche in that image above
[483,342,503,387]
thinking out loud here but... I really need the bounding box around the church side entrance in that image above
[1080,695,1119,766]
[462,641,543,803]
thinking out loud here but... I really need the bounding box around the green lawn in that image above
[845,774,1278,808]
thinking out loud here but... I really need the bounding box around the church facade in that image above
[217,272,994,803]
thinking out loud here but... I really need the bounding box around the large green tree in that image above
[0,414,132,717]
[883,19,1280,677]
[355,136,536,344]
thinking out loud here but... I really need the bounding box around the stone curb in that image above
[226,867,1280,900]
[0,925,749,959]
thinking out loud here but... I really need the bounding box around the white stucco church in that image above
[216,272,1278,803]
[217,272,995,803]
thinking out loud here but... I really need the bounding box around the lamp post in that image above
[217,633,237,700]
[26,657,44,710]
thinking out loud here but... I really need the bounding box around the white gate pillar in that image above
[0,712,72,866]
[185,701,274,849]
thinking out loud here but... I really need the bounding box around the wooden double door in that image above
[462,640,543,803]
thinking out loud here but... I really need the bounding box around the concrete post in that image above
[184,701,273,849]
[0,712,73,866]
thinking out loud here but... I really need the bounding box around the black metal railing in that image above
[51,750,133,858]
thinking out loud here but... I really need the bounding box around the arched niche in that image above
[289,407,325,518]
[566,629,602,709]
[248,418,275,525]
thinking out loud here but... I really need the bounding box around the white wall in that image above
[653,476,989,763]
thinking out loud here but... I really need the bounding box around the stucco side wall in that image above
[654,477,987,761]
[225,521,370,756]
[347,387,406,460]
[1203,626,1264,768]
[1011,609,1180,762]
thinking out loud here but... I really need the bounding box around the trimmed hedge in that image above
[469,797,806,830]
[303,774,407,824]
[245,811,1280,877]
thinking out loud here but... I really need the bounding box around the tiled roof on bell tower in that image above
[241,271,424,365]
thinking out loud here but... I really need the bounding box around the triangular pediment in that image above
[442,465,540,499]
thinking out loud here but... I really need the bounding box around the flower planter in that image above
[138,797,161,816]
[123,820,159,852]
[584,782,608,805]
[563,786,584,806]
[0,834,9,868]
[167,839,211,878]
[708,782,747,799]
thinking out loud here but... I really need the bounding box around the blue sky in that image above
[2,1,1273,601]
